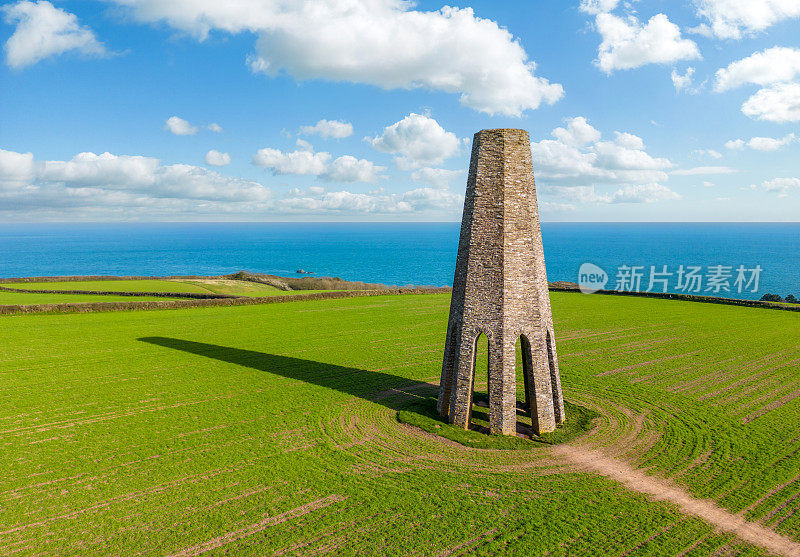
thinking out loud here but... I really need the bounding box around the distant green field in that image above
[3,279,286,296]
[2,292,799,554]
[3,279,339,299]
[3,279,213,293]
[0,291,184,304]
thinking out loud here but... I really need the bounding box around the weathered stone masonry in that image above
[437,128,565,436]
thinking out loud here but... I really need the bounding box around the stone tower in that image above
[437,128,565,437]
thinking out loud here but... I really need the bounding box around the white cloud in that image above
[0,147,35,189]
[741,82,800,122]
[531,118,680,205]
[277,186,462,215]
[368,113,461,169]
[0,147,460,218]
[252,145,331,176]
[672,67,696,92]
[410,167,463,190]
[252,143,385,183]
[321,155,386,183]
[609,183,681,203]
[2,0,108,69]
[704,181,715,187]
[164,116,199,136]
[714,47,800,92]
[539,201,577,212]
[580,0,623,15]
[207,123,223,133]
[671,166,738,175]
[727,133,796,151]
[533,124,672,186]
[692,0,800,40]
[400,187,463,211]
[595,13,701,73]
[693,149,724,159]
[552,117,602,146]
[204,150,231,166]
[108,0,563,117]
[547,183,680,204]
[299,119,353,139]
[35,151,271,201]
[753,177,800,196]
[295,138,314,152]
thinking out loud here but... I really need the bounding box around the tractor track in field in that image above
[376,381,800,556]
[552,444,800,557]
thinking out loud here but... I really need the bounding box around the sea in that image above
[0,222,798,301]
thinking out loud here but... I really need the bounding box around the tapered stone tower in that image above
[437,129,565,436]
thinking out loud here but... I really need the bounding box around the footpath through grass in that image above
[3,291,800,555]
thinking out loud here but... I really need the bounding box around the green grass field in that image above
[0,291,186,304]
[2,279,290,296]
[2,292,800,555]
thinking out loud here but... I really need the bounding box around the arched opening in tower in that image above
[468,332,490,432]
[516,334,537,437]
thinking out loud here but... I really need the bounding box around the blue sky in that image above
[1,0,799,222]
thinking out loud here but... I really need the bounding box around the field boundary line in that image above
[168,495,348,557]
[554,445,800,557]
[551,286,800,313]
[0,288,451,315]
[0,285,235,300]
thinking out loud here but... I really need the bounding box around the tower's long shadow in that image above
[138,337,438,412]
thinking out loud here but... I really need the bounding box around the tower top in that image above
[473,128,530,140]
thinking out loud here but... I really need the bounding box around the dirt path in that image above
[554,445,800,557]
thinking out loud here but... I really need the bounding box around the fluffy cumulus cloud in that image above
[106,0,563,116]
[692,0,800,39]
[579,0,623,15]
[671,67,696,92]
[692,149,723,159]
[594,13,700,73]
[0,147,36,189]
[531,117,680,205]
[204,150,231,166]
[367,113,461,169]
[726,133,796,151]
[410,167,463,190]
[548,184,680,204]
[252,144,331,176]
[164,116,199,136]
[320,155,386,183]
[299,119,353,139]
[752,177,800,196]
[741,82,800,122]
[38,151,270,201]
[714,48,800,122]
[2,0,108,69]
[0,147,460,218]
[551,116,602,146]
[714,47,800,92]
[0,149,272,219]
[279,186,462,215]
[253,141,385,183]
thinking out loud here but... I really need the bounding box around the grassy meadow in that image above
[2,290,800,554]
[2,279,290,297]
[0,291,187,304]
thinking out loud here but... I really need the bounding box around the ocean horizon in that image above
[1,222,798,301]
